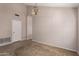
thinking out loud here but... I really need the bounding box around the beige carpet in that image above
[15,41,78,56]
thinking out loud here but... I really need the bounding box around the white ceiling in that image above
[25,3,79,7]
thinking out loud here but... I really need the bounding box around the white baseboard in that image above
[32,39,77,52]
[0,41,14,46]
[0,38,26,46]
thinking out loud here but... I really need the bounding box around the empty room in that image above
[0,3,79,56]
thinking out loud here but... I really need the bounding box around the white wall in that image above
[26,6,33,40]
[0,4,27,40]
[27,16,32,40]
[78,8,79,54]
[33,7,77,51]
[0,4,11,38]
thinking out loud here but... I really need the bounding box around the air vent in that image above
[0,37,11,44]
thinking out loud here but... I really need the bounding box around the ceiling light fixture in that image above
[32,3,39,15]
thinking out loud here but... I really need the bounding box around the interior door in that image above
[12,20,22,42]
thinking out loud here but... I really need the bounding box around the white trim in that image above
[0,39,24,46]
[0,41,14,46]
[32,39,77,52]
